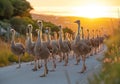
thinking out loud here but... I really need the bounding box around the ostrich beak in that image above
[58,25,61,28]
[37,20,43,26]
[35,29,39,32]
[74,20,80,24]
[58,25,62,30]
[10,29,14,32]
[28,24,32,28]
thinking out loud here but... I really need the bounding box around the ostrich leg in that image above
[58,52,62,62]
[32,56,37,71]
[75,55,80,65]
[17,56,21,69]
[30,54,34,65]
[40,59,48,77]
[66,53,69,66]
[50,54,56,72]
[38,58,42,69]
[80,55,86,73]
[63,53,67,66]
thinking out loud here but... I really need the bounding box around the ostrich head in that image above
[28,24,33,33]
[10,29,16,41]
[87,29,89,32]
[28,24,33,28]
[37,20,43,30]
[58,25,62,28]
[58,25,62,32]
[81,26,83,30]
[45,27,51,34]
[35,29,40,36]
[10,29,15,34]
[74,20,80,25]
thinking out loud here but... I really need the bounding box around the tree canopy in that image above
[10,0,32,17]
[0,0,14,19]
[0,0,32,20]
[0,0,73,37]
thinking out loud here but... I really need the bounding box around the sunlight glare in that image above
[72,4,108,18]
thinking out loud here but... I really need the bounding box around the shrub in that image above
[88,28,120,84]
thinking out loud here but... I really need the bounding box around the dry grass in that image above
[88,28,120,84]
[0,37,33,67]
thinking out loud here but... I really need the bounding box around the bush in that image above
[0,39,33,67]
[89,28,120,84]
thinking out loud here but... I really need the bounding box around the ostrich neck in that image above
[28,27,32,42]
[87,31,90,40]
[38,25,43,42]
[78,24,80,35]
[92,32,94,39]
[29,33,33,42]
[74,23,81,44]
[59,30,63,45]
[11,31,15,45]
[47,32,51,44]
[81,29,84,40]
[37,30,42,44]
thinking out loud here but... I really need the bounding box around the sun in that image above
[72,4,107,18]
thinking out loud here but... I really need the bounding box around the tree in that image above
[43,21,60,33]
[10,16,37,35]
[0,0,14,19]
[10,0,33,17]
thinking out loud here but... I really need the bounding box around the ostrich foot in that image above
[46,69,49,74]
[80,66,86,73]
[74,63,79,65]
[16,66,21,69]
[64,63,67,66]
[90,54,93,56]
[49,69,55,72]
[58,59,62,62]
[30,62,34,65]
[32,68,37,71]
[16,65,21,69]
[40,74,46,77]
[54,64,56,69]
[38,65,42,69]
[63,56,65,60]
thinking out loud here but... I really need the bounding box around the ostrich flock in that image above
[10,20,105,77]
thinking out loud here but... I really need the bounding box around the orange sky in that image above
[27,0,120,18]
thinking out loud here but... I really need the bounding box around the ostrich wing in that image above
[11,43,25,55]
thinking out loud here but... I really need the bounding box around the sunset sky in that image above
[27,0,120,18]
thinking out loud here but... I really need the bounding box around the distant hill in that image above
[31,13,119,34]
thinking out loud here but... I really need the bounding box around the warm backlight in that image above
[72,4,108,18]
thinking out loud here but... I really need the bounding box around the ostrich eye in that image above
[38,22,41,24]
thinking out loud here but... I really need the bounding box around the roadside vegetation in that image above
[0,0,73,67]
[89,27,120,84]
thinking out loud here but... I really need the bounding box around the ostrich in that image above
[93,30,100,54]
[86,29,93,56]
[73,20,91,73]
[71,22,81,65]
[10,29,25,68]
[45,27,59,71]
[97,30,105,52]
[90,29,97,55]
[53,31,63,63]
[81,27,92,58]
[34,20,50,77]
[25,24,35,65]
[58,25,71,66]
